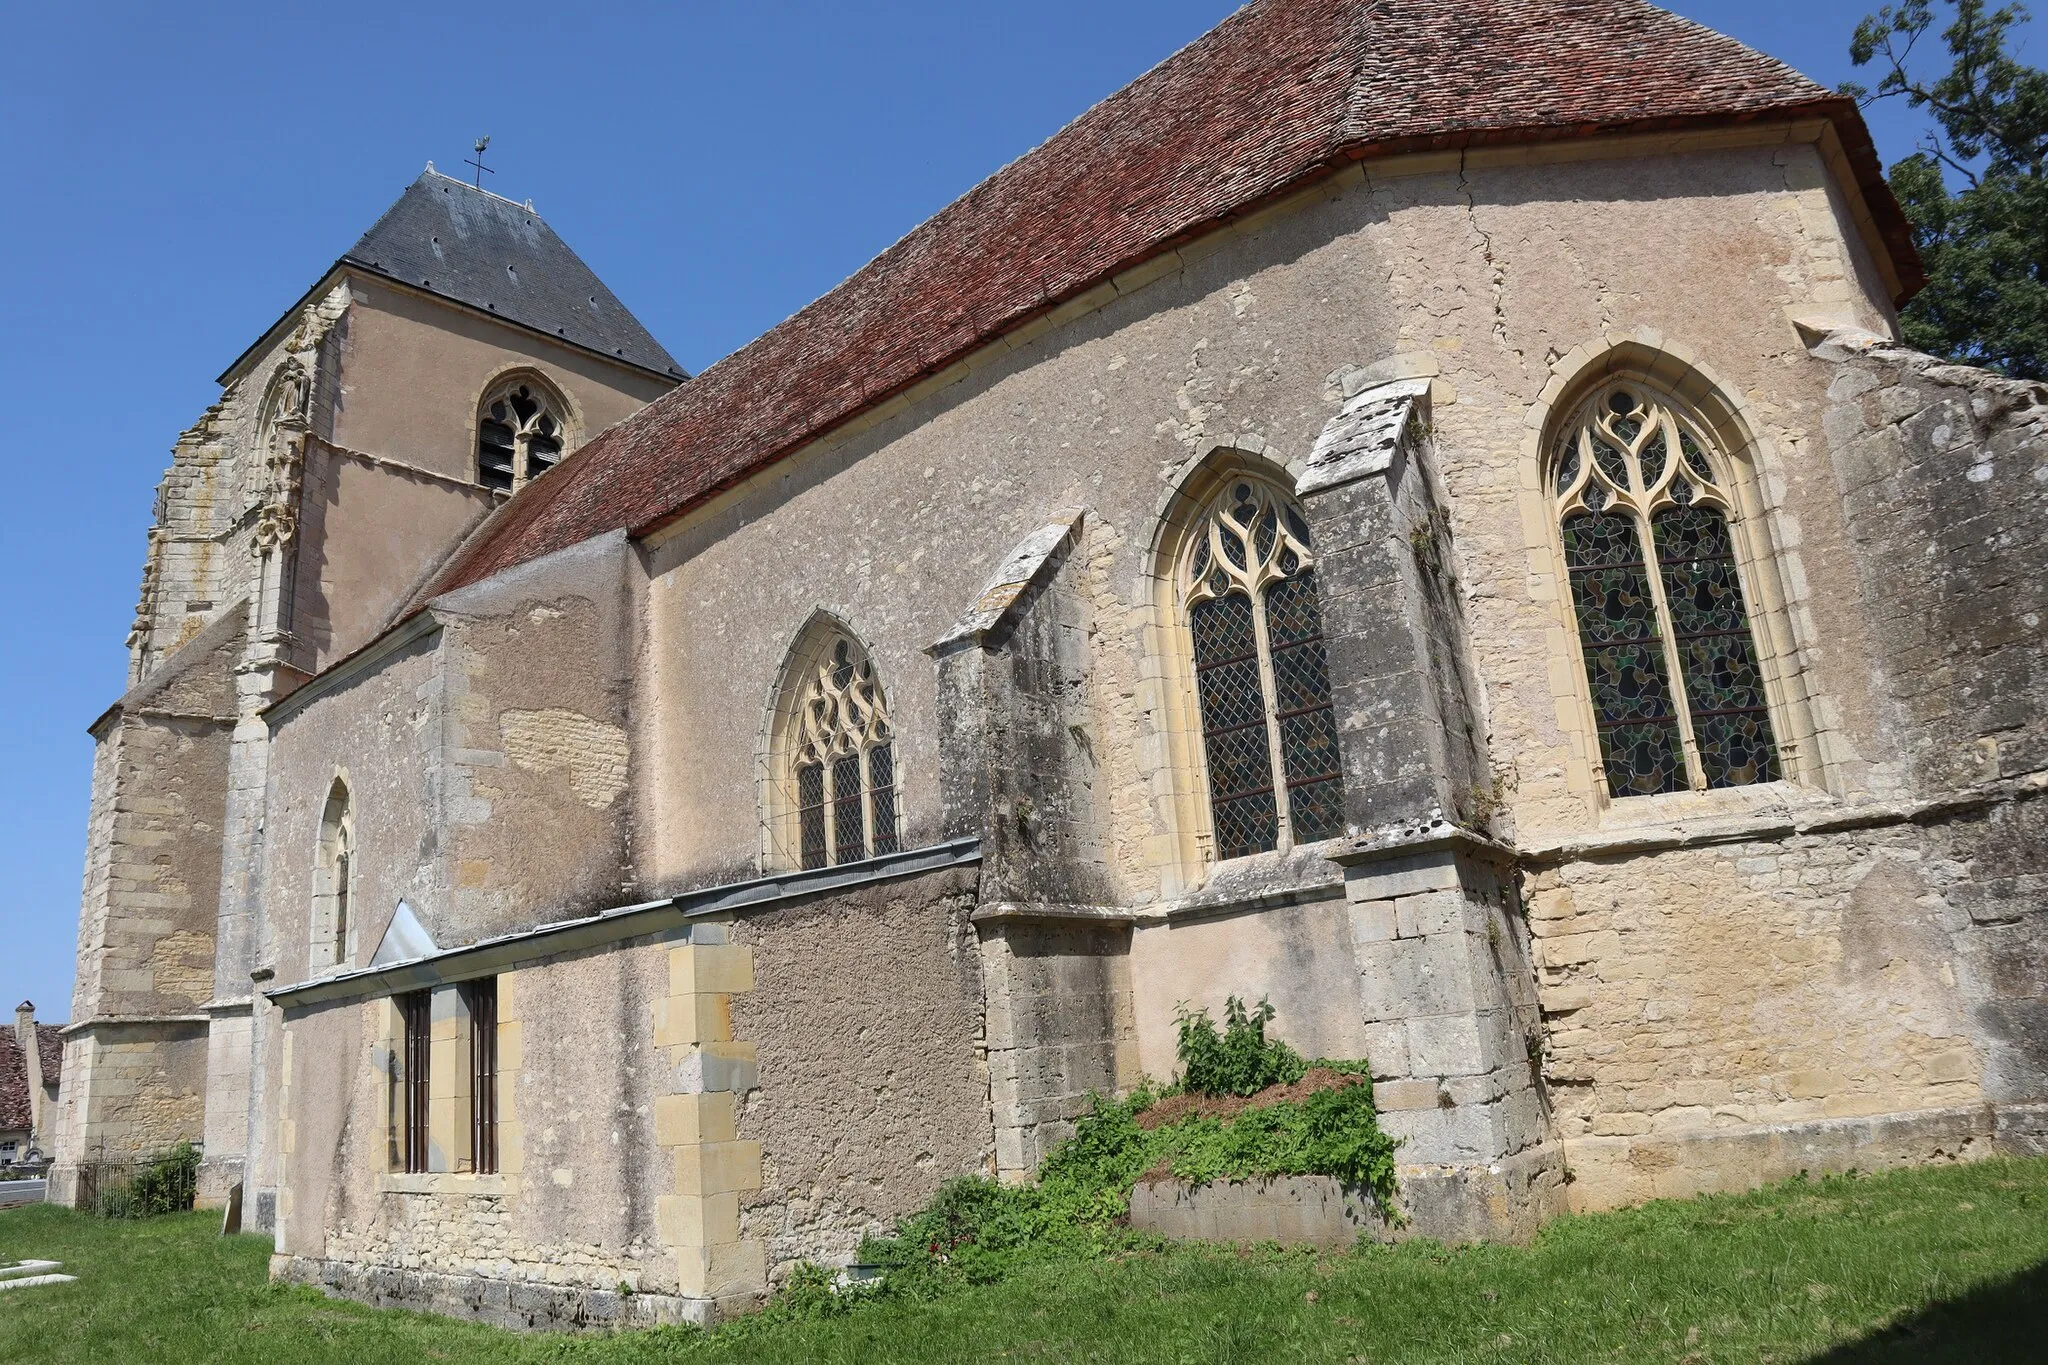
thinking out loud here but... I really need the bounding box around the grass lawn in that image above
[2,1158,2045,1364]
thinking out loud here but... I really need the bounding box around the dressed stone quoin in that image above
[49,0,2048,1331]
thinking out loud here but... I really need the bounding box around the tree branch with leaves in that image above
[1848,0,2048,377]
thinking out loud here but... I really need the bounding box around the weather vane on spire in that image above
[464,135,493,188]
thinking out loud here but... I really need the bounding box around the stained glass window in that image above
[784,634,898,869]
[1552,386,1780,797]
[1184,479,1346,859]
[477,379,568,492]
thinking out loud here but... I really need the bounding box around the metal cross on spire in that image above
[464,136,494,188]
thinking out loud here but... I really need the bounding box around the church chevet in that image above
[49,0,2047,1329]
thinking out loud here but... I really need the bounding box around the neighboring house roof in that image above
[222,170,686,384]
[36,1025,61,1091]
[414,0,1919,603]
[0,1032,30,1133]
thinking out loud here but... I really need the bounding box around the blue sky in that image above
[0,1,2027,1021]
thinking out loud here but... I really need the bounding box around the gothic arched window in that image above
[1182,478,1345,860]
[314,777,354,969]
[477,376,569,492]
[772,630,899,870]
[1550,382,1781,797]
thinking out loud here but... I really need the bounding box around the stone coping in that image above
[1329,818,1516,869]
[1519,769,2046,867]
[58,1013,209,1037]
[266,837,981,1012]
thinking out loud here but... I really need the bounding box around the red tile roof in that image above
[419,0,1916,601]
[37,1025,61,1092]
[0,1032,30,1134]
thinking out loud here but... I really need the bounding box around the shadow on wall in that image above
[1800,1259,2048,1363]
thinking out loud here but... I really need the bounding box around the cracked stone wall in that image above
[1524,330,2047,1209]
[262,532,644,976]
[1813,332,2047,1103]
[640,136,1892,912]
[1814,331,2048,790]
[430,533,642,940]
[237,126,2048,1283]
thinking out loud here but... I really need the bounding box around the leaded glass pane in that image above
[868,744,899,857]
[797,762,827,870]
[1591,436,1630,489]
[1553,435,1581,496]
[1191,592,1277,858]
[1652,506,1780,788]
[1562,510,1685,796]
[1265,572,1343,843]
[1678,429,1714,483]
[833,754,865,864]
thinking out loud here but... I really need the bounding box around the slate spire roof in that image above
[416,0,1917,603]
[342,170,685,378]
[224,170,684,383]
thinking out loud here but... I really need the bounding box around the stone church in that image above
[51,0,2046,1330]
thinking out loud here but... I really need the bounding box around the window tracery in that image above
[779,634,899,870]
[1183,478,1344,859]
[477,377,567,492]
[1551,383,1780,797]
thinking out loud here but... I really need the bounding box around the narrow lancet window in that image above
[1184,478,1344,860]
[779,633,898,870]
[314,778,354,970]
[1552,385,1780,796]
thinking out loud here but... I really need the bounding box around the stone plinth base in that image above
[1129,1144,1567,1249]
[1395,1142,1567,1243]
[1129,1174,1384,1248]
[271,1255,755,1332]
[1562,1102,2048,1213]
[42,1166,85,1210]
[195,1156,243,1210]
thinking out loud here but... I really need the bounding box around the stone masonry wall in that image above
[980,916,1137,1179]
[1813,327,2048,791]
[727,865,990,1278]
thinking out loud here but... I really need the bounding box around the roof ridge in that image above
[419,164,539,214]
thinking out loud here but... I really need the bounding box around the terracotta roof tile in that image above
[420,0,1915,601]
[37,1025,61,1091]
[0,1032,29,1133]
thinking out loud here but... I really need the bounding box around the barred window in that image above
[1184,479,1345,860]
[462,978,498,1176]
[477,377,568,492]
[396,991,430,1175]
[779,633,899,870]
[1552,384,1780,797]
